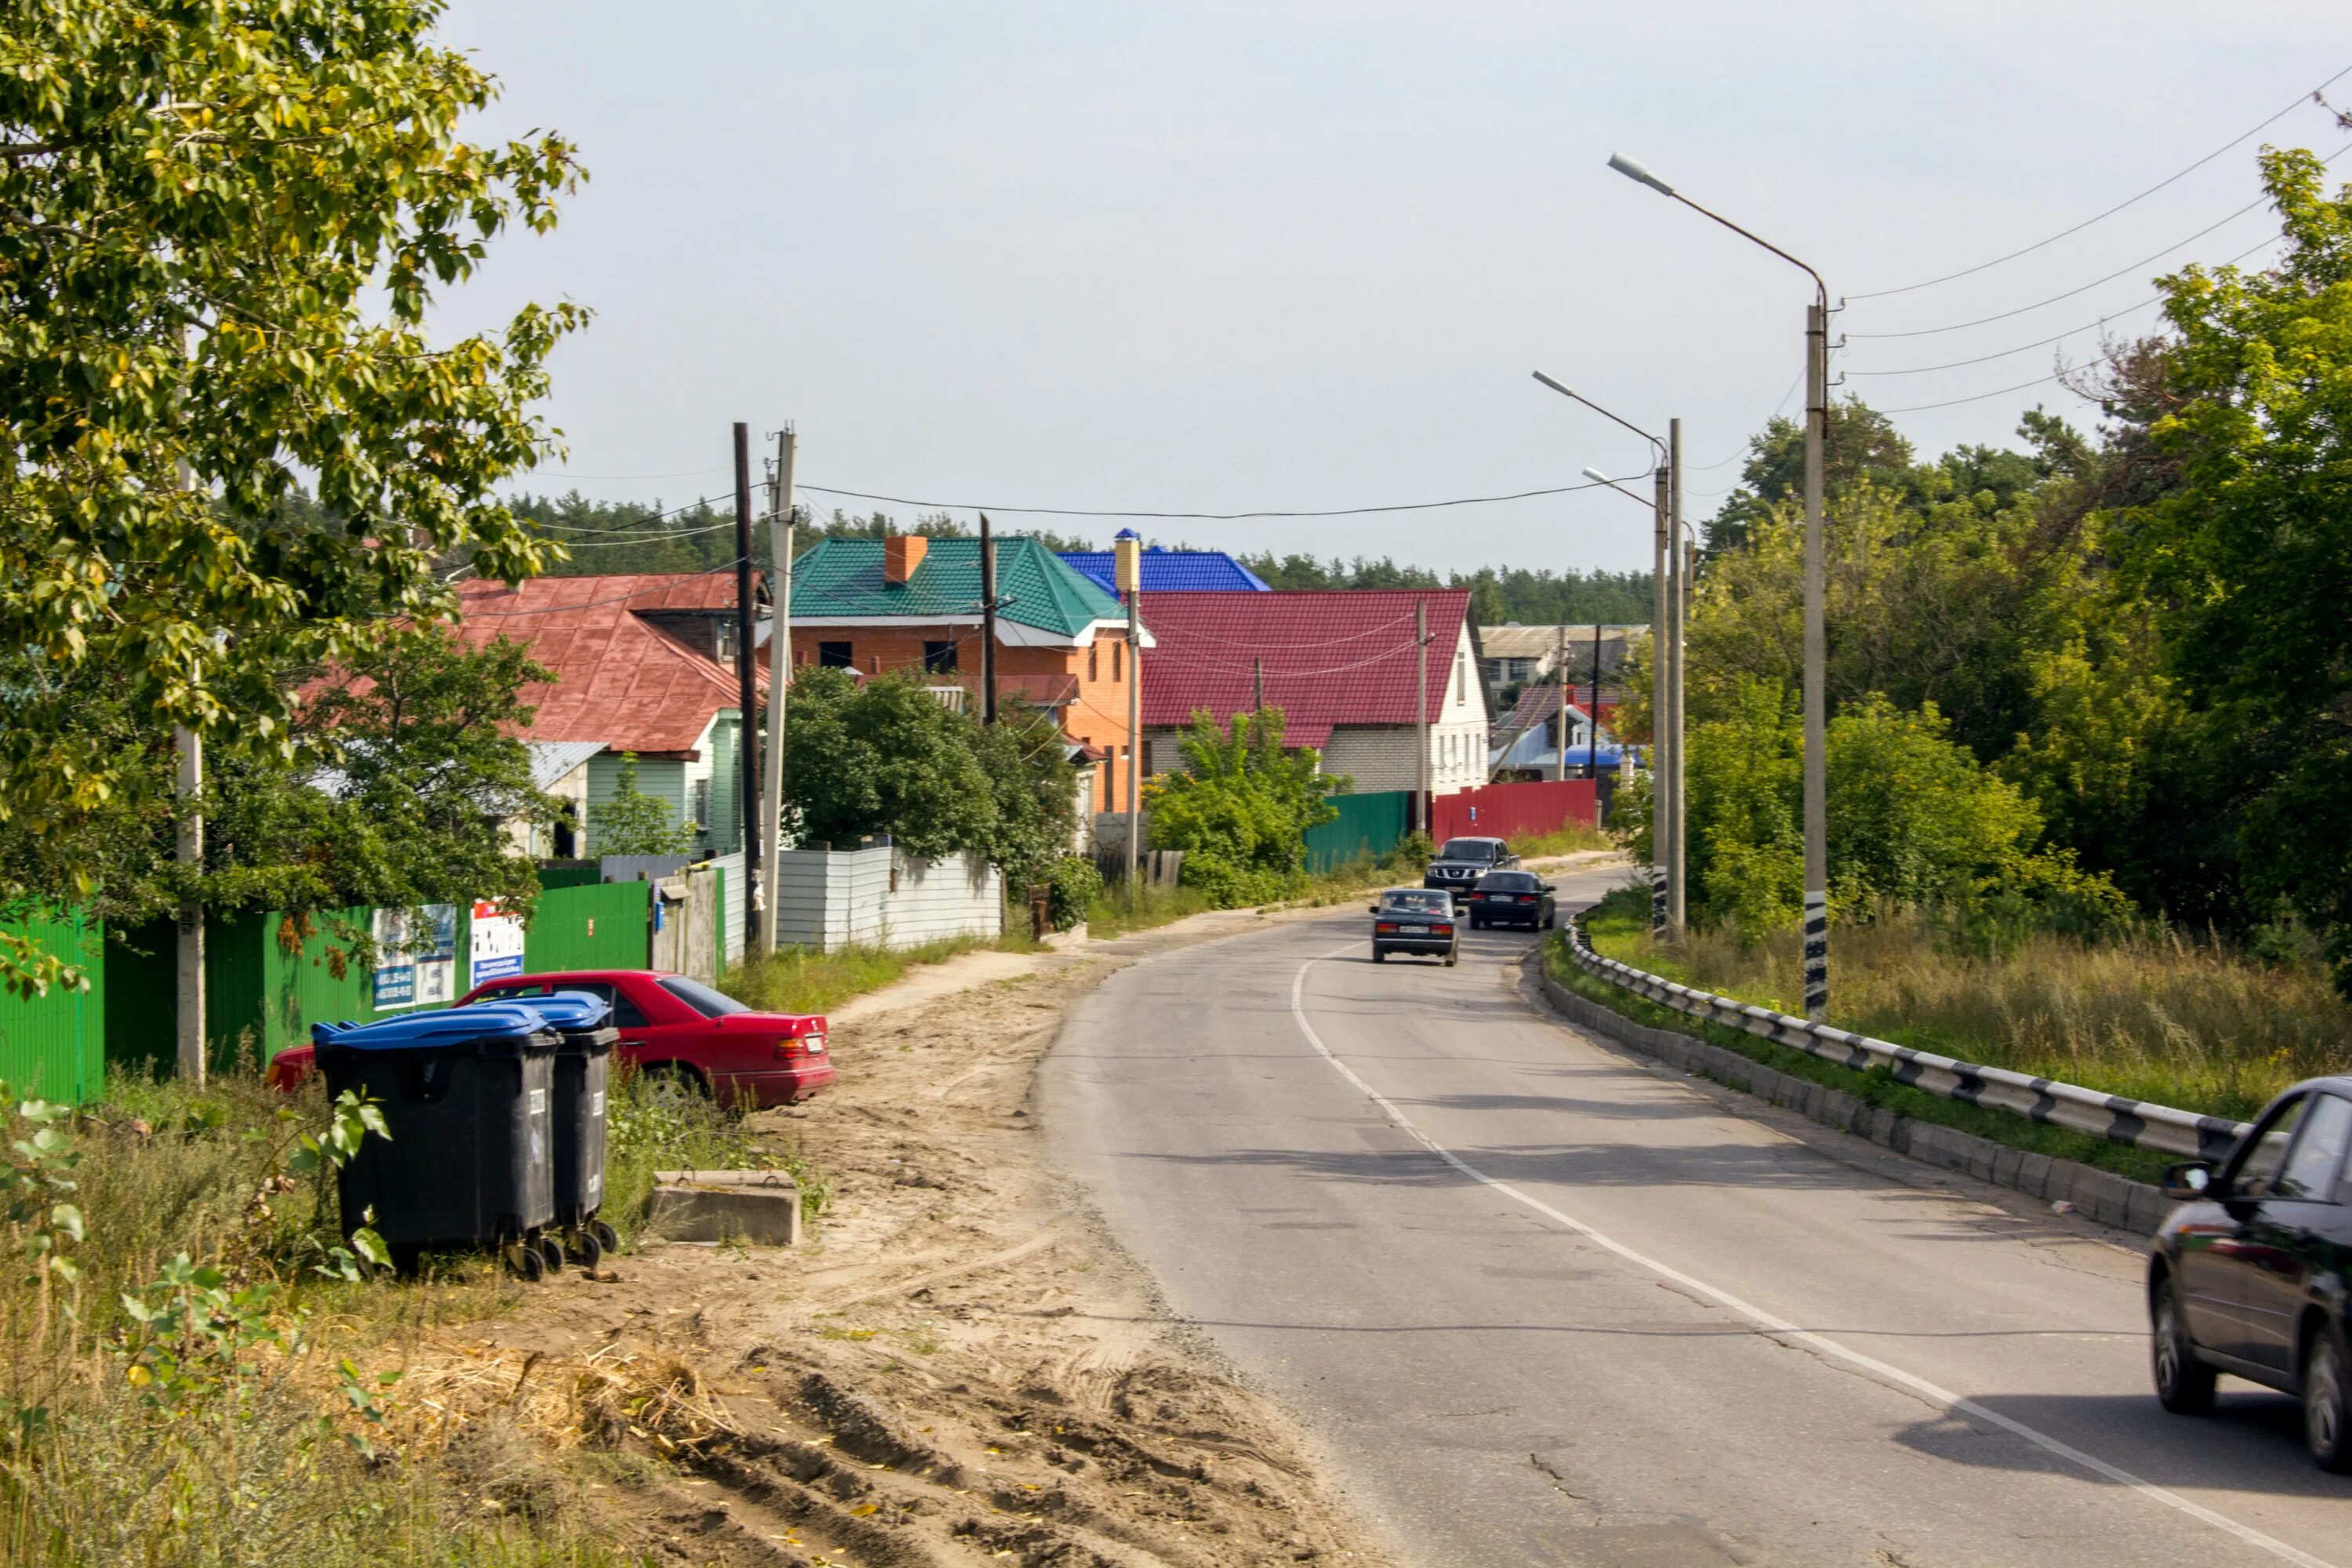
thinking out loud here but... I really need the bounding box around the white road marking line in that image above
[1290,943,2337,1568]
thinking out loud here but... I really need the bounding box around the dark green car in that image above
[2147,1076,2352,1471]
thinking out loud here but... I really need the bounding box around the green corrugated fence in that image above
[1302,790,1413,876]
[0,909,106,1104]
[104,881,652,1075]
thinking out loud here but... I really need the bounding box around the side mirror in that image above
[2161,1162,2216,1202]
[1541,882,1556,893]
[1367,905,1381,915]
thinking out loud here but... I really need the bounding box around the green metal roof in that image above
[788,536,1126,639]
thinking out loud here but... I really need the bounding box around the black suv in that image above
[1424,837,1517,895]
[2147,1076,2352,1471]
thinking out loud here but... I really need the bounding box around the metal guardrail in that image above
[1564,915,2249,1162]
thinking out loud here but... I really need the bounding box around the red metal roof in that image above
[449,575,767,756]
[1141,590,1473,748]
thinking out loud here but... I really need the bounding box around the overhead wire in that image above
[1845,299,2165,376]
[1850,65,2350,300]
[795,478,1619,520]
[1847,140,2349,341]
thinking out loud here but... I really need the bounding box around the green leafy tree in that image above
[2118,146,2352,984]
[0,0,584,988]
[1145,709,1341,906]
[780,670,996,859]
[590,753,697,858]
[968,704,1080,901]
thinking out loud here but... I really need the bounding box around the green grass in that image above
[1509,823,1615,858]
[1547,906,2174,1184]
[719,931,1032,1016]
[1085,879,1216,938]
[1581,885,2351,1122]
[601,1061,829,1236]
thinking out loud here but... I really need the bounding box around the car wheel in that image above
[2152,1277,2216,1415]
[1443,949,1457,967]
[1371,949,1386,963]
[2307,1323,2352,1472]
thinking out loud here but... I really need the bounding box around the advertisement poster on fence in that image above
[469,899,526,989]
[370,903,459,1010]
[371,906,413,1009]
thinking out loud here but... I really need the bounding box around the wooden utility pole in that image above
[1553,622,1569,782]
[759,426,796,954]
[1415,598,1430,836]
[979,513,999,724]
[731,423,760,955]
[1253,655,1265,713]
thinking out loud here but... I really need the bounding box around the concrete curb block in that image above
[1533,966,2164,1236]
[648,1168,805,1246]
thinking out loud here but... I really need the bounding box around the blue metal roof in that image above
[1057,546,1270,593]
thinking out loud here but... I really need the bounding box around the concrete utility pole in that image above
[1667,417,1687,936]
[174,424,205,1084]
[759,426,795,954]
[1117,531,1142,882]
[1802,303,1830,1018]
[175,723,203,1083]
[1552,622,1568,782]
[1651,465,1670,935]
[1607,148,1830,1012]
[731,423,760,956]
[1416,598,1431,836]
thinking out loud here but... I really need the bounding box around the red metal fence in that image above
[1428,778,1596,844]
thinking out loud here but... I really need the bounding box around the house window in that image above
[923,639,958,674]
[690,776,710,832]
[819,641,853,669]
[1112,642,1122,682]
[1088,643,1098,681]
[715,620,738,662]
[1456,654,1467,705]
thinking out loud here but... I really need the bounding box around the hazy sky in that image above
[436,2,2352,575]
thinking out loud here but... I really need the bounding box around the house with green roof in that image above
[775,534,1152,815]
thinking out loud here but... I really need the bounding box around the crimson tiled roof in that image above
[449,574,768,756]
[1142,590,1473,749]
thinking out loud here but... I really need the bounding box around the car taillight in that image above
[1432,924,1454,935]
[1518,895,1537,903]
[1375,922,1399,934]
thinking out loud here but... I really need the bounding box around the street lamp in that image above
[1608,151,1831,1021]
[1533,371,1680,937]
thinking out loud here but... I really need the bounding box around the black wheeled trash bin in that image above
[310,1004,560,1279]
[474,990,619,1268]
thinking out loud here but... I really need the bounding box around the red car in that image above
[267,969,834,1110]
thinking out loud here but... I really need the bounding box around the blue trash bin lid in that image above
[479,990,612,1031]
[310,1004,554,1051]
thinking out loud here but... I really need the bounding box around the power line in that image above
[1850,65,2350,300]
[1849,141,2345,341]
[1846,299,2163,376]
[794,478,1619,520]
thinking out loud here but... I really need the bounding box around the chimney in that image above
[884,533,927,584]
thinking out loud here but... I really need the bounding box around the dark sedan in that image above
[1424,837,1518,894]
[1369,888,1458,966]
[2147,1075,2352,1471]
[1466,870,1557,930]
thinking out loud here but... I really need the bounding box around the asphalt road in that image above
[1040,864,2352,1567]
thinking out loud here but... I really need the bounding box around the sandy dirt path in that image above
[408,908,1405,1568]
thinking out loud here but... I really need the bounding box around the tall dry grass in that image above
[1591,896,2352,1120]
[0,1069,651,1566]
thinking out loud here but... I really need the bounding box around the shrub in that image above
[1145,709,1341,907]
[1044,855,1102,931]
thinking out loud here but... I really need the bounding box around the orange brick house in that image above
[773,535,1151,815]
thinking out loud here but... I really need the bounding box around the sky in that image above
[434,2,2352,575]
